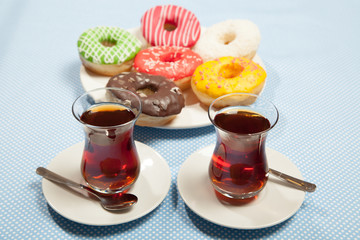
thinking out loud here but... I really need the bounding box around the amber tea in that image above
[210,110,270,198]
[72,88,142,194]
[208,93,278,200]
[79,103,140,193]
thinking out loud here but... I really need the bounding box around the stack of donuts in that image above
[77,4,267,126]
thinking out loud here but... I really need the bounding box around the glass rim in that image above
[208,93,279,136]
[72,87,142,129]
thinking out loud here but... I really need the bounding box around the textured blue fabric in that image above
[1,0,359,239]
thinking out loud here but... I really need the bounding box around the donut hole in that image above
[219,63,244,79]
[221,33,236,45]
[160,52,183,63]
[101,38,117,47]
[164,21,177,32]
[136,85,158,96]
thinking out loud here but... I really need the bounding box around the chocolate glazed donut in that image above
[106,72,185,126]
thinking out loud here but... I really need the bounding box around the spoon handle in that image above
[36,167,83,190]
[269,168,316,192]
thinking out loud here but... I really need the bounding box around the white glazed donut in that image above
[193,20,261,62]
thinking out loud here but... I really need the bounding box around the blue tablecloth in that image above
[1,0,359,239]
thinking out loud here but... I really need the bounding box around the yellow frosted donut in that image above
[191,56,266,107]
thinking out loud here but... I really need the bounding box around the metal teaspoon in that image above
[36,167,138,211]
[269,168,316,192]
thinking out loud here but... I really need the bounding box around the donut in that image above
[140,5,201,48]
[193,20,261,62]
[191,56,266,107]
[133,46,203,90]
[78,26,141,76]
[106,72,185,127]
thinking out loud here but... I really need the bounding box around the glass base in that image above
[213,190,258,205]
[212,184,264,200]
[86,182,133,195]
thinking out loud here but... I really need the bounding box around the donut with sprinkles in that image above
[191,56,267,107]
[140,5,201,48]
[133,46,203,90]
[106,72,185,127]
[193,20,261,62]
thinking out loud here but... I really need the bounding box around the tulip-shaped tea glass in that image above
[208,93,279,199]
[72,87,142,194]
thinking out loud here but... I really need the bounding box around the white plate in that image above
[177,145,305,229]
[41,141,171,226]
[79,27,266,129]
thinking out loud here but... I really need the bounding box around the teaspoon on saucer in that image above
[36,167,138,211]
[269,168,316,192]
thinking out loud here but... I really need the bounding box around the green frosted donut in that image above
[77,26,141,65]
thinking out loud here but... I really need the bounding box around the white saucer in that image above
[177,145,305,229]
[79,27,266,130]
[41,141,171,226]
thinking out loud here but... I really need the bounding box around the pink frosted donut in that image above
[133,46,203,90]
[140,5,201,48]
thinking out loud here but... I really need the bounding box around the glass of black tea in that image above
[208,93,279,199]
[72,87,142,194]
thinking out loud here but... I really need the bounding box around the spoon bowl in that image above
[36,167,138,211]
